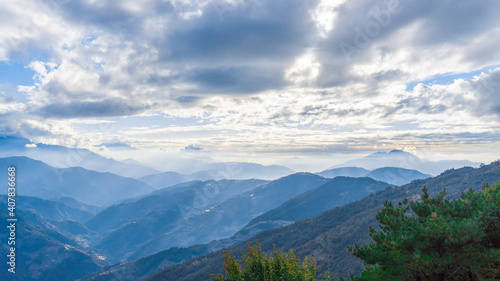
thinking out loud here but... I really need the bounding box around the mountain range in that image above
[330,149,479,176]
[0,140,489,281]
[0,136,160,179]
[0,156,155,206]
[82,176,393,281]
[88,173,328,263]
[317,166,431,186]
[0,196,107,281]
[138,163,295,189]
[146,161,500,280]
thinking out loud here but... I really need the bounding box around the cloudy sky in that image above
[1,0,500,170]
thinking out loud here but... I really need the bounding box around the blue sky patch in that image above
[405,65,500,92]
[0,62,35,86]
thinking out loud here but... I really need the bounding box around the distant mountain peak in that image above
[389,149,407,153]
[329,150,478,176]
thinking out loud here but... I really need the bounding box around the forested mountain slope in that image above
[148,161,500,280]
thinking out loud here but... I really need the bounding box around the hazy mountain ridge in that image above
[139,163,295,189]
[0,194,102,248]
[316,167,370,178]
[89,173,327,263]
[239,176,393,237]
[0,147,489,281]
[50,196,103,214]
[85,179,267,236]
[316,166,430,185]
[0,156,156,206]
[82,176,392,281]
[1,195,95,224]
[147,161,500,280]
[0,197,107,281]
[366,167,431,186]
[0,136,160,179]
[330,149,479,176]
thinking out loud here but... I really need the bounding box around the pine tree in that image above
[346,183,500,281]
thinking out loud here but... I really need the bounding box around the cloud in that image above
[183,144,203,151]
[37,99,155,118]
[0,0,500,163]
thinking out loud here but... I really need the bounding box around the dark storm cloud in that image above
[173,95,201,105]
[38,99,153,118]
[55,0,319,95]
[58,0,175,34]
[185,66,286,93]
[161,0,318,63]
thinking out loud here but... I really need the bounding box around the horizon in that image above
[0,135,491,174]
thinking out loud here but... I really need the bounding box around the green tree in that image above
[210,243,320,281]
[346,183,500,281]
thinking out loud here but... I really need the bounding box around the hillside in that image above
[139,171,191,189]
[0,156,155,206]
[187,162,295,181]
[147,161,500,280]
[82,176,390,281]
[365,167,431,186]
[316,167,370,178]
[85,179,267,235]
[238,177,392,238]
[0,197,107,281]
[139,163,295,189]
[50,196,103,214]
[8,195,96,223]
[91,174,327,263]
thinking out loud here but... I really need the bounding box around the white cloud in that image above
[285,52,321,86]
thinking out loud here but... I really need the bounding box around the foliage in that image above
[210,243,320,281]
[346,183,500,281]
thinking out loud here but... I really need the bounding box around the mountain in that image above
[332,150,479,176]
[316,166,431,186]
[187,162,295,181]
[90,174,327,263]
[0,156,155,206]
[365,167,431,186]
[147,161,500,280]
[0,194,101,247]
[1,136,293,182]
[0,197,107,281]
[9,195,96,224]
[85,179,267,236]
[139,163,295,189]
[238,177,392,238]
[138,171,191,189]
[50,196,103,214]
[316,167,369,178]
[82,177,391,281]
[0,136,160,178]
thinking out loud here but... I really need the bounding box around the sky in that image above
[1,0,500,171]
